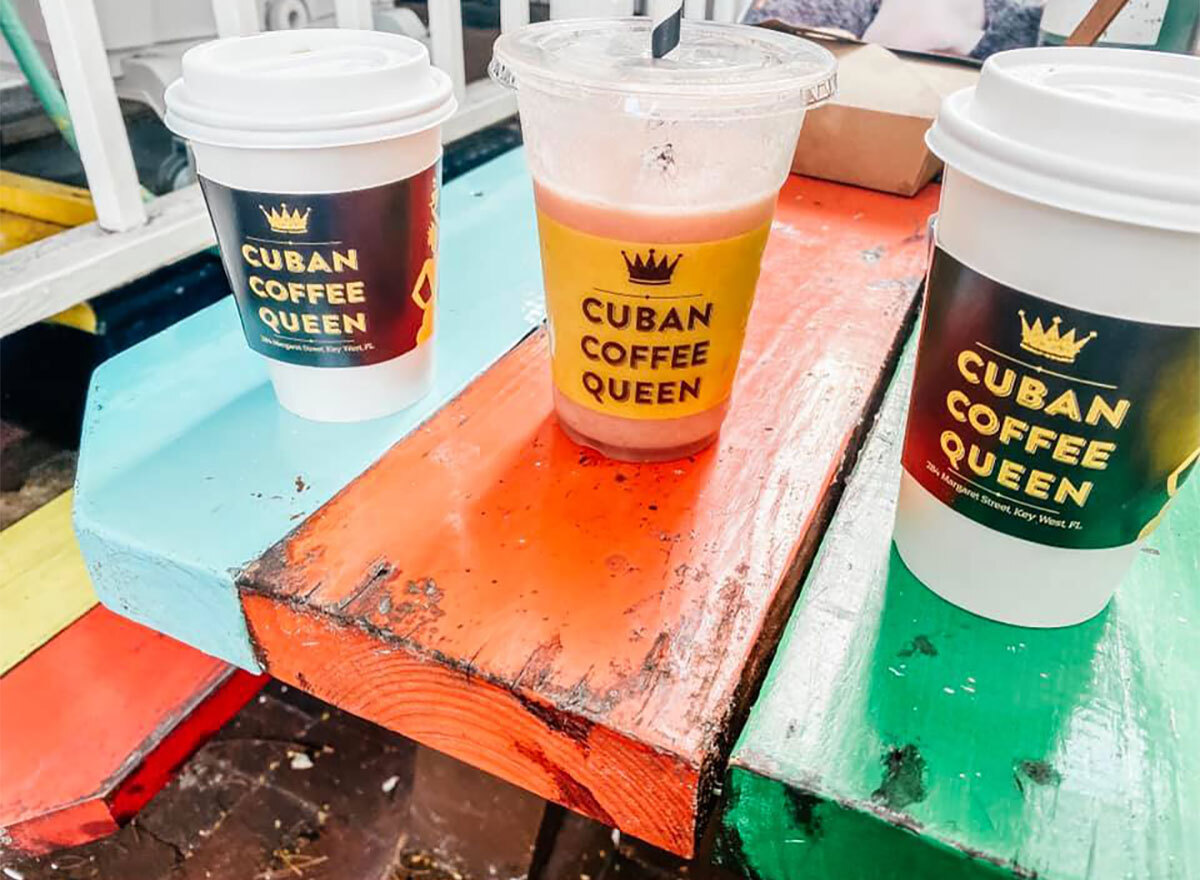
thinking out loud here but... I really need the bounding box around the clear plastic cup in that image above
[491,19,836,461]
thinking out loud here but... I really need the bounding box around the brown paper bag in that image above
[767,24,981,196]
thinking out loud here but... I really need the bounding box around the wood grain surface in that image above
[239,176,939,856]
[719,338,1200,880]
[0,606,265,856]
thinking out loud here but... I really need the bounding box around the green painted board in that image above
[718,338,1199,880]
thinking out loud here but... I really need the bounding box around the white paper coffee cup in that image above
[894,47,1200,627]
[166,29,456,422]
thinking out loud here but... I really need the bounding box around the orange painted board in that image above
[239,176,940,856]
[0,606,266,856]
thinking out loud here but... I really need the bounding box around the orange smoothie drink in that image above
[492,18,836,460]
[534,182,777,460]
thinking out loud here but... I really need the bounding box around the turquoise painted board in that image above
[75,149,545,671]
[719,338,1200,880]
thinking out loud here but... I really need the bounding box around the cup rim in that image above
[491,18,837,110]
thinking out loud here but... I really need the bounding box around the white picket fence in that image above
[0,0,749,336]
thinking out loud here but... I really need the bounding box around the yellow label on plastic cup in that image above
[537,210,771,420]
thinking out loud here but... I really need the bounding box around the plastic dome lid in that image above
[491,18,836,113]
[928,47,1200,232]
[165,29,456,148]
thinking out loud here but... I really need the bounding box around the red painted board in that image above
[239,176,940,856]
[0,605,266,856]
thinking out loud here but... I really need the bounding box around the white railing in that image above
[0,0,748,336]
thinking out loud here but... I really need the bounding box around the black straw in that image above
[651,5,682,59]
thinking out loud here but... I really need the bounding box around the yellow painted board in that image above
[44,301,100,333]
[0,210,66,255]
[0,170,96,227]
[0,492,98,676]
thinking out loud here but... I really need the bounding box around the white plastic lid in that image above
[928,47,1200,233]
[165,29,456,148]
[490,18,836,115]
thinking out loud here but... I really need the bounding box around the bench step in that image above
[0,605,264,854]
[237,173,939,857]
[74,148,547,672]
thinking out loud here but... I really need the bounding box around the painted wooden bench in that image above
[0,493,265,856]
[717,341,1199,880]
[75,146,939,856]
[0,606,265,856]
[74,148,546,672]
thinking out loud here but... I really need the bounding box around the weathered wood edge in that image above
[715,334,1040,880]
[1,666,265,856]
[718,763,1015,880]
[713,332,919,878]
[237,589,702,855]
[103,667,267,822]
[691,291,924,849]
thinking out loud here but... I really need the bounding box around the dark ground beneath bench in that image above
[5,681,740,880]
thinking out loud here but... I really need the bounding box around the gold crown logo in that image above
[258,202,311,235]
[622,249,681,286]
[1018,310,1097,364]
